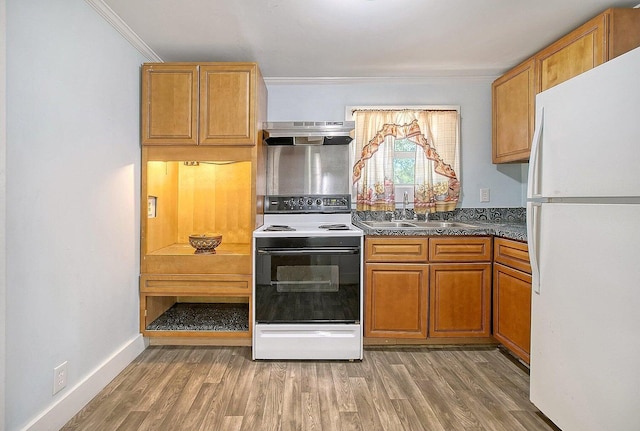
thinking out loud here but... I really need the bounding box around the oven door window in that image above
[255,243,360,324]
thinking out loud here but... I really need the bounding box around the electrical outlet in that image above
[53,361,67,395]
[480,188,490,203]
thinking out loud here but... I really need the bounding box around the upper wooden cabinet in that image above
[142,64,199,145]
[492,59,535,164]
[142,62,264,146]
[492,8,640,163]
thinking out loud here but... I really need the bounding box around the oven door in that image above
[254,236,361,324]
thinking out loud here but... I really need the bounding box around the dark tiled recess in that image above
[147,303,249,331]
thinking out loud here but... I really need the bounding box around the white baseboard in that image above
[22,334,147,431]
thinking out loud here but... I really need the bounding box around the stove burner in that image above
[319,224,350,231]
[264,225,296,232]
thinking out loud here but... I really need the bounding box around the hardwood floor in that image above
[62,346,558,431]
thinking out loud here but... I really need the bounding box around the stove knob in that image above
[298,197,304,205]
[306,198,313,206]
[316,198,322,206]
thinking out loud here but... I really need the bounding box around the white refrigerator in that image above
[527,46,640,431]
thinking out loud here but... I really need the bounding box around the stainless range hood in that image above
[263,121,355,145]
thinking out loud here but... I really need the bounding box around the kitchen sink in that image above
[360,221,418,228]
[360,220,476,229]
[409,221,476,229]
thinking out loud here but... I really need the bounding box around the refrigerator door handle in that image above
[527,107,544,199]
[527,201,542,294]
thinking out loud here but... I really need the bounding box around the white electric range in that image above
[252,195,363,360]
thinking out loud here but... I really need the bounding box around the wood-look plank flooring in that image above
[62,346,558,431]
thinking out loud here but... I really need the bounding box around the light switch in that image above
[480,188,490,203]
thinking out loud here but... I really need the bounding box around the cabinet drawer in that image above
[140,274,251,296]
[429,237,492,262]
[365,237,428,263]
[494,238,531,274]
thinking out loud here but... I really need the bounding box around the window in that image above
[349,107,460,214]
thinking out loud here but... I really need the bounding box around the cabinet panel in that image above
[429,264,491,337]
[429,237,492,262]
[494,237,531,274]
[365,237,428,263]
[140,274,251,295]
[537,14,606,92]
[140,274,252,339]
[493,263,532,363]
[200,66,254,145]
[365,263,428,338]
[492,8,640,164]
[492,58,536,163]
[608,8,640,59]
[142,64,199,145]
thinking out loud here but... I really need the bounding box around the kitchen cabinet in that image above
[492,58,535,164]
[142,62,264,146]
[140,274,252,343]
[493,238,532,363]
[140,63,267,344]
[364,237,429,338]
[364,236,493,342]
[537,8,640,92]
[492,7,640,163]
[428,237,492,338]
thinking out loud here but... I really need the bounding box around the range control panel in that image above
[265,195,351,213]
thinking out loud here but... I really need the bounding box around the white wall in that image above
[266,78,525,208]
[6,0,146,429]
[1,0,7,428]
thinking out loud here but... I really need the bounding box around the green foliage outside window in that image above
[393,138,416,185]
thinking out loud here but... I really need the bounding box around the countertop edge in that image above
[353,220,527,242]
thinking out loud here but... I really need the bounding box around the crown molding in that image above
[84,0,163,62]
[264,73,501,86]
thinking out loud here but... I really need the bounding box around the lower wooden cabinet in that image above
[364,263,428,338]
[139,274,252,344]
[428,236,492,338]
[429,263,492,337]
[493,263,532,362]
[493,238,532,363]
[364,236,492,342]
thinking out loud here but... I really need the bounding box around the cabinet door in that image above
[200,65,255,145]
[536,14,606,92]
[492,58,536,163]
[365,263,428,338]
[493,263,532,363]
[142,64,199,145]
[429,263,491,337]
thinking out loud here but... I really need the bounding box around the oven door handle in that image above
[256,247,360,255]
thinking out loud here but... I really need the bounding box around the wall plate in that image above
[148,196,157,218]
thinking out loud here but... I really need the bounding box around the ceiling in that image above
[101,0,639,79]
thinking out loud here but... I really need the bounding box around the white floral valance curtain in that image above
[351,109,460,214]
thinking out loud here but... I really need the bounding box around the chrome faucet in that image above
[402,191,409,220]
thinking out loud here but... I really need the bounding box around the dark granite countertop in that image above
[352,208,527,242]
